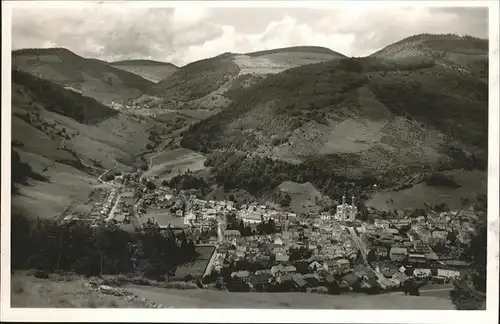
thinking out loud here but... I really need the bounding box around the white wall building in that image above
[320,212,333,221]
[334,196,357,221]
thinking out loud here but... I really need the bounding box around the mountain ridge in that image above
[110,60,179,82]
[11,33,488,208]
[179,49,487,199]
[12,47,154,104]
[245,45,345,57]
[111,59,178,67]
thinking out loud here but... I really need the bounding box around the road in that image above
[347,226,395,289]
[347,227,368,261]
[106,193,122,221]
[202,247,219,278]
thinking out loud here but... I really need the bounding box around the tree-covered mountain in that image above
[13,48,154,104]
[179,34,488,198]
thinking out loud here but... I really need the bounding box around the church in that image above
[334,195,358,221]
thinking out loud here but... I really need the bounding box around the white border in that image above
[1,1,499,323]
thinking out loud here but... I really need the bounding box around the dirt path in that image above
[123,284,455,309]
[140,124,192,182]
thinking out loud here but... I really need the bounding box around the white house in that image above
[437,268,461,279]
[413,268,432,277]
[374,219,390,229]
[184,211,195,225]
[238,208,263,223]
[205,209,217,219]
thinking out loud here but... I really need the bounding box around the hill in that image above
[111,59,177,66]
[12,48,154,104]
[11,71,186,219]
[234,46,344,75]
[180,36,488,200]
[151,53,240,102]
[111,60,179,82]
[245,45,342,57]
[11,272,155,308]
[12,69,118,123]
[371,34,488,79]
[136,47,344,113]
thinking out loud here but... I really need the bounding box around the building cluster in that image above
[62,188,119,226]
[204,203,477,292]
[61,167,478,293]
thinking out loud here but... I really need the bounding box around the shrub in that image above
[34,270,50,279]
[162,281,198,290]
[423,173,461,188]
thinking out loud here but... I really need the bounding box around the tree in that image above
[226,212,239,230]
[276,192,291,207]
[473,194,487,213]
[446,230,457,245]
[146,181,157,190]
[450,214,486,309]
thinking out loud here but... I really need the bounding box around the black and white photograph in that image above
[1,1,499,323]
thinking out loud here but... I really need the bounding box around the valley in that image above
[11,34,488,221]
[8,33,489,311]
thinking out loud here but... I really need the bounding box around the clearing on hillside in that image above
[367,169,487,211]
[276,181,324,214]
[110,60,179,83]
[143,148,207,182]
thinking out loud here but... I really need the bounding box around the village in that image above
[59,169,478,296]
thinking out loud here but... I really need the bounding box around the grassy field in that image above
[10,77,174,220]
[10,271,454,309]
[143,148,207,182]
[142,207,186,228]
[11,149,100,220]
[367,169,487,210]
[234,51,342,75]
[110,61,178,83]
[123,284,455,309]
[10,272,149,308]
[173,246,215,279]
[276,181,324,214]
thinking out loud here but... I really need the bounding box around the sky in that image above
[11,3,489,67]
